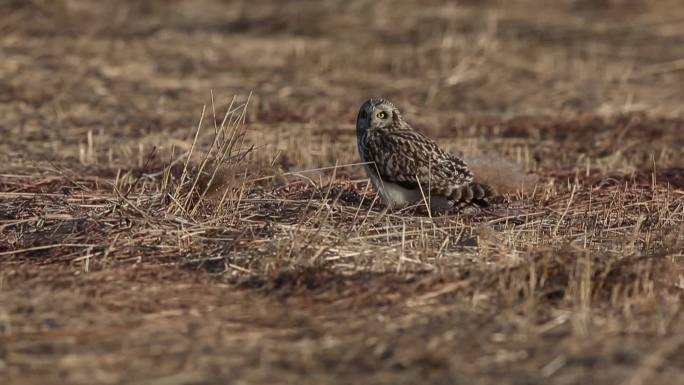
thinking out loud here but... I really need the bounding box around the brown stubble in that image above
[1,1,684,385]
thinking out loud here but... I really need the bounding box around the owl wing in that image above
[365,130,474,192]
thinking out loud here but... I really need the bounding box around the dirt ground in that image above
[1,1,684,384]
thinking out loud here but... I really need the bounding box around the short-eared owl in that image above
[356,98,494,211]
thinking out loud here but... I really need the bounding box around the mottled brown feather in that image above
[357,98,495,210]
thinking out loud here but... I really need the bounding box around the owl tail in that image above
[449,182,495,209]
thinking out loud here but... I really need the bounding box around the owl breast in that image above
[357,131,369,163]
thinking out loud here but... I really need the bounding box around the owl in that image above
[356,98,494,211]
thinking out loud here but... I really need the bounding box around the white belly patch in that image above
[364,166,451,210]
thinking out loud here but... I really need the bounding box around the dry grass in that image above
[1,1,684,384]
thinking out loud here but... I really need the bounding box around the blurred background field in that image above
[1,1,683,384]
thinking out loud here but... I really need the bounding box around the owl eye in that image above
[376,111,387,119]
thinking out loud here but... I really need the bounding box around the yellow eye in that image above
[376,111,387,119]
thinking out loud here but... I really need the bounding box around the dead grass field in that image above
[1,1,684,384]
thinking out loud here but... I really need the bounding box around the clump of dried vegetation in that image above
[1,1,684,384]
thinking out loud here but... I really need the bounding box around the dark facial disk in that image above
[356,98,399,134]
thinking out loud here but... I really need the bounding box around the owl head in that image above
[356,98,403,134]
